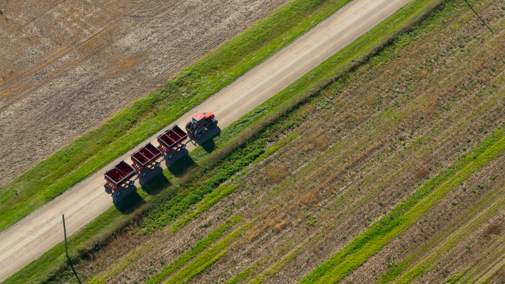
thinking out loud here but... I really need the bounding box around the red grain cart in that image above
[104,161,136,196]
[157,125,188,159]
[131,142,162,177]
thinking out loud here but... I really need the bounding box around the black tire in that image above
[196,128,205,138]
[210,120,218,128]
[185,121,193,132]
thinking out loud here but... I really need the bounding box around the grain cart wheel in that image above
[196,128,205,138]
[210,120,218,128]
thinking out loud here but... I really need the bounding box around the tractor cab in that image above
[187,111,217,138]
[192,112,214,126]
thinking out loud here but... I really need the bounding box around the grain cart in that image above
[104,161,136,196]
[131,142,162,177]
[157,125,188,159]
[185,112,218,138]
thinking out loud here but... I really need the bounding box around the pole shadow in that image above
[67,259,81,284]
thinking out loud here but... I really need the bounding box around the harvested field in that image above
[0,0,291,187]
[13,0,505,283]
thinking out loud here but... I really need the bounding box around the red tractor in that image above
[185,112,218,138]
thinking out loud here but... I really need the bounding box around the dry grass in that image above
[266,165,289,183]
[313,136,328,150]
[300,191,316,205]
[483,223,502,238]
[415,168,429,179]
[420,96,440,115]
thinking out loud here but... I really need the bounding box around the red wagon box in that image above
[131,142,162,176]
[104,161,136,196]
[157,125,188,159]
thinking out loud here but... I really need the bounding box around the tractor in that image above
[185,112,218,138]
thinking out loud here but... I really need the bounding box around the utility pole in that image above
[62,214,69,260]
[62,214,81,283]
[463,0,494,34]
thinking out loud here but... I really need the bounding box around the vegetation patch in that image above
[300,129,505,283]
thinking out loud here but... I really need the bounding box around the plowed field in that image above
[0,0,289,186]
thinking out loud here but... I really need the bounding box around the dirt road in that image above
[0,0,291,187]
[0,0,412,281]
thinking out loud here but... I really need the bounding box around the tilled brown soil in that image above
[0,0,290,186]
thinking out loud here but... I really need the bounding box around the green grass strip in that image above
[146,216,242,284]
[161,223,250,284]
[300,128,505,283]
[0,0,354,233]
[228,267,254,284]
[388,186,505,283]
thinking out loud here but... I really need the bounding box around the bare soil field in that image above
[41,1,505,283]
[0,0,291,187]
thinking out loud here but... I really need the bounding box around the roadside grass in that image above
[0,0,356,233]
[300,128,505,283]
[3,0,464,282]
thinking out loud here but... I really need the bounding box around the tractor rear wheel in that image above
[210,120,218,128]
[186,121,193,132]
[196,128,205,138]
